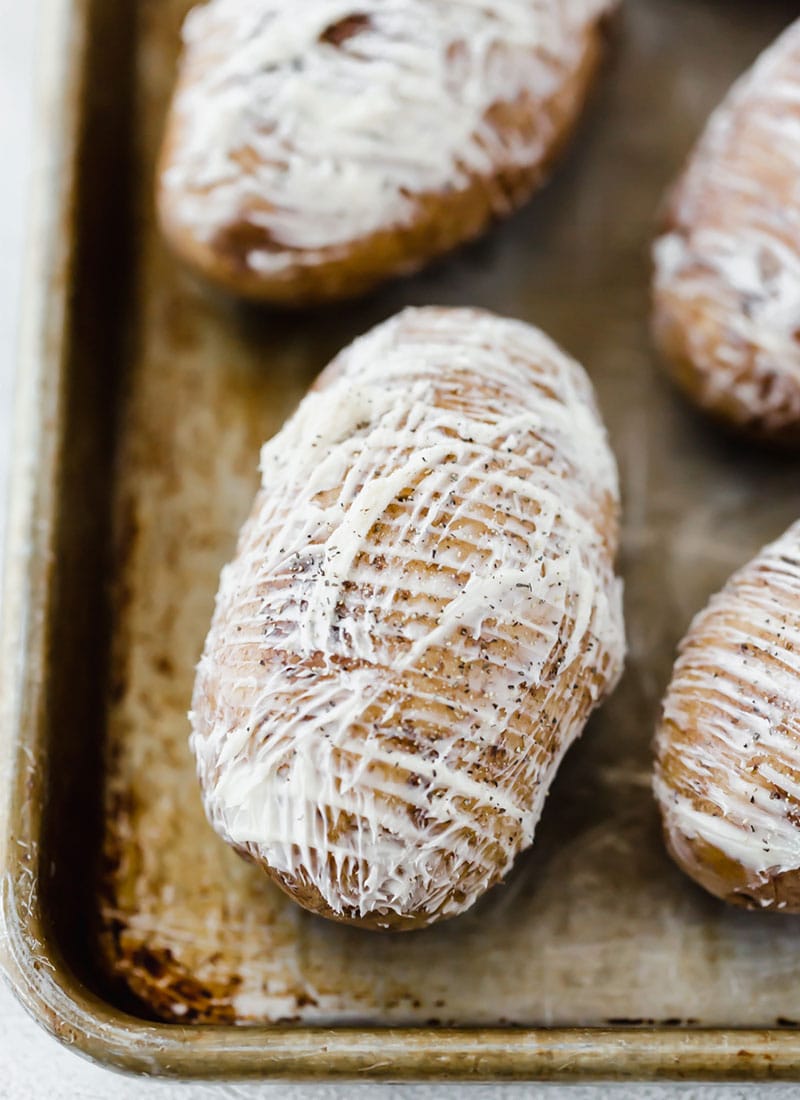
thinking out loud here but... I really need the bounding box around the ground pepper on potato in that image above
[190,307,625,929]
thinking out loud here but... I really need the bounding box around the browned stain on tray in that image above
[98,0,800,1026]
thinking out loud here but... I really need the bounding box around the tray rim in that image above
[3,0,800,1081]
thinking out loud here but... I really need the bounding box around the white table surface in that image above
[0,2,798,1097]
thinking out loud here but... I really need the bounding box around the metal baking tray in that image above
[4,0,800,1081]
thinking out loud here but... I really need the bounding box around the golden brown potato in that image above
[652,19,800,445]
[190,307,625,929]
[157,0,617,304]
[654,521,800,911]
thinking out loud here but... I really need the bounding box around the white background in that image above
[0,1,797,1096]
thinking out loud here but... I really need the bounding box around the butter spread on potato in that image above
[158,0,618,303]
[654,521,800,910]
[190,307,625,929]
[653,19,800,444]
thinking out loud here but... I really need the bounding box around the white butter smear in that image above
[653,18,800,433]
[191,307,625,923]
[655,521,800,884]
[163,0,617,269]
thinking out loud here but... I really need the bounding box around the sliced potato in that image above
[653,19,800,444]
[654,521,800,910]
[158,0,617,303]
[191,307,625,928]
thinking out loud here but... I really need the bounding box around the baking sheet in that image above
[90,0,800,1030]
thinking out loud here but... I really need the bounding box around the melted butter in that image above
[191,307,625,923]
[163,0,617,268]
[653,19,800,434]
[655,522,800,883]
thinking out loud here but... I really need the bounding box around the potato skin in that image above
[653,521,800,911]
[190,307,625,929]
[652,19,800,445]
[157,0,617,305]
